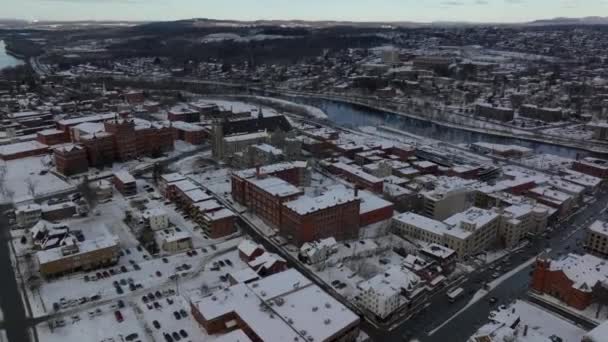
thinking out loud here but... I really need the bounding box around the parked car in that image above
[153,320,161,329]
[114,310,123,323]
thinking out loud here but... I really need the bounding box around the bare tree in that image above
[25,178,37,198]
[0,161,7,199]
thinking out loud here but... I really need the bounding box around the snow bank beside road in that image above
[250,96,329,120]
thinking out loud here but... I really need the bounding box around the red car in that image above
[114,310,124,323]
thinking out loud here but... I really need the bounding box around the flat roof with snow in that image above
[114,170,135,184]
[284,187,357,215]
[0,141,48,157]
[393,212,450,236]
[37,235,119,265]
[247,177,302,198]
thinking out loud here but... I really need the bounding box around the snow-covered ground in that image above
[248,95,329,119]
[542,124,593,141]
[0,156,74,204]
[468,300,587,342]
[37,301,148,342]
[519,153,574,172]
[19,232,244,320]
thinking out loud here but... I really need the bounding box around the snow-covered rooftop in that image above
[358,265,421,298]
[36,234,119,265]
[192,269,358,342]
[393,212,450,236]
[113,170,135,184]
[589,220,608,237]
[284,186,357,215]
[247,176,302,198]
[549,253,608,292]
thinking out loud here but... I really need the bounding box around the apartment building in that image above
[281,187,360,246]
[585,220,608,257]
[37,235,120,278]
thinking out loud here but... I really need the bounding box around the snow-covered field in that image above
[0,156,74,204]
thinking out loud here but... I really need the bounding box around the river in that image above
[285,97,589,160]
[0,40,23,70]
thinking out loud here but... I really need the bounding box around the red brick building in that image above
[36,129,69,146]
[105,120,138,160]
[168,106,200,123]
[123,90,145,104]
[389,144,416,160]
[172,121,207,145]
[238,240,265,263]
[80,133,115,167]
[54,145,89,176]
[201,209,236,239]
[281,188,360,246]
[113,171,137,197]
[531,254,608,310]
[231,162,309,204]
[328,162,383,193]
[236,176,303,227]
[55,117,174,173]
[573,158,608,179]
[248,251,287,277]
[358,189,395,227]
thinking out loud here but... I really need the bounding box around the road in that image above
[363,189,608,342]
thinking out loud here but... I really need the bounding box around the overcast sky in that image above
[2,0,607,23]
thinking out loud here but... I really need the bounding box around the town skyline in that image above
[3,0,608,23]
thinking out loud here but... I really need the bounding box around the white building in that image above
[586,220,608,257]
[497,204,548,248]
[357,265,425,319]
[16,203,42,228]
[299,237,337,264]
[155,228,192,253]
[392,212,449,246]
[393,207,501,258]
[421,177,478,220]
[443,207,500,257]
[143,208,169,231]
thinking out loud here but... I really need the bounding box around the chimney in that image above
[256,165,261,178]
[354,186,359,198]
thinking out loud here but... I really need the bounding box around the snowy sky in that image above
[2,0,607,23]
